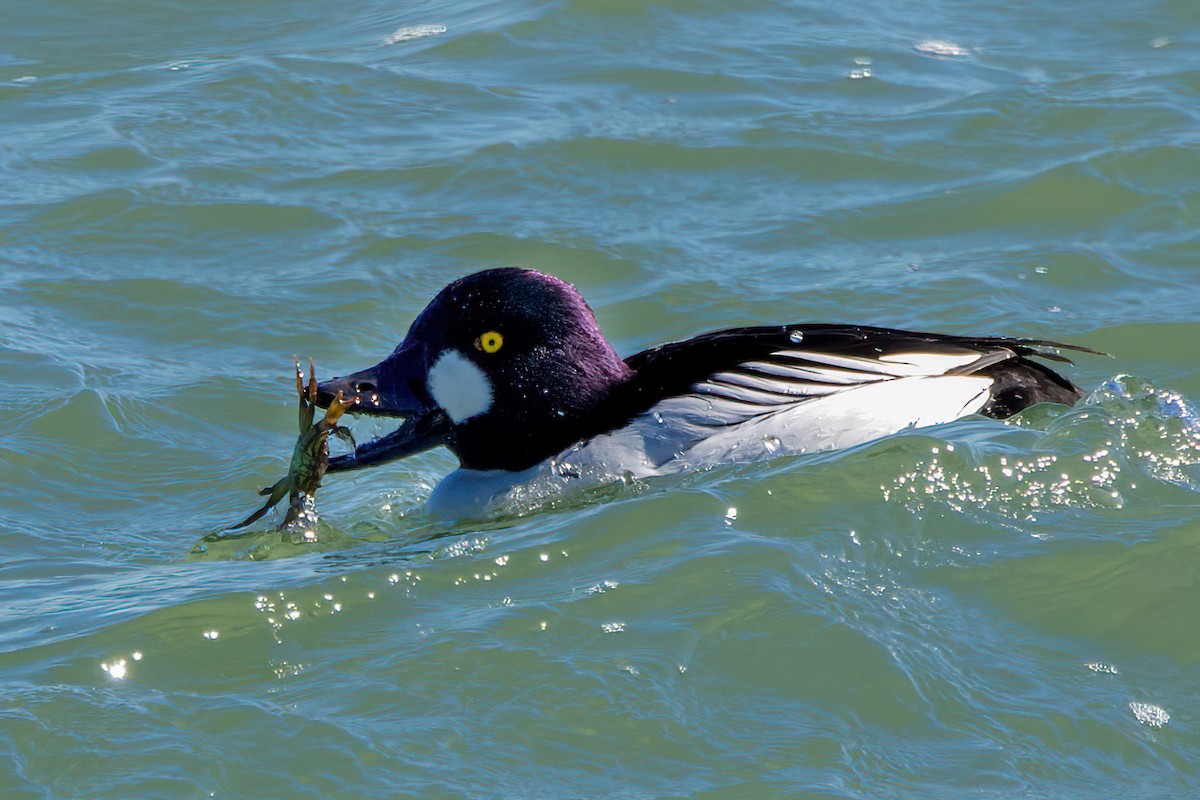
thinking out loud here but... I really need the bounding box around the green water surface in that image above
[2,0,1199,797]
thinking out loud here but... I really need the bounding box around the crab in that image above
[229,359,355,532]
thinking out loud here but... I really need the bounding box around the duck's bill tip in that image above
[315,374,402,417]
[315,347,426,417]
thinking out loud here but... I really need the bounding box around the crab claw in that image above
[296,357,316,431]
[306,357,318,405]
[323,389,356,426]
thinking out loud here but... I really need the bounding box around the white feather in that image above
[705,370,841,397]
[427,349,492,423]
[696,380,806,405]
[571,375,994,475]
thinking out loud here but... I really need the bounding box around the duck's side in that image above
[598,324,1094,461]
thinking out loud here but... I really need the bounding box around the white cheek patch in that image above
[427,349,493,423]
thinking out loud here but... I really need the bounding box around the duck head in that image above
[317,268,632,472]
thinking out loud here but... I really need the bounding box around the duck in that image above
[316,267,1094,516]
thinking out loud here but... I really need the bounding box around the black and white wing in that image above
[610,325,1091,463]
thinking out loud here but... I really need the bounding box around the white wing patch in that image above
[679,375,994,466]
[600,342,1016,468]
[427,349,492,423]
[683,346,1008,421]
[607,375,995,470]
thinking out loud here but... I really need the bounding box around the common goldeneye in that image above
[316,268,1093,516]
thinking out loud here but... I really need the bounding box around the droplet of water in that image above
[764,435,781,454]
[788,330,805,344]
[653,411,665,424]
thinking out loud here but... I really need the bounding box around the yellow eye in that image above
[476,331,504,354]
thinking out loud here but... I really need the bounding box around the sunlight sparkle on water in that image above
[100,659,128,680]
[915,40,969,56]
[383,24,447,45]
[1129,702,1169,728]
[880,380,1200,519]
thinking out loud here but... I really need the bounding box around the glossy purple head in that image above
[318,268,632,471]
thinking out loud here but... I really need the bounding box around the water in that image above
[3,0,1199,796]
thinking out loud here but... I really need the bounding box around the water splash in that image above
[883,375,1200,520]
[1087,377,1200,490]
[281,492,320,544]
